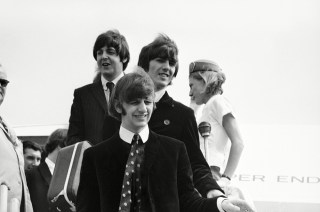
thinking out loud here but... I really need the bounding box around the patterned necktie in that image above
[106,82,114,98]
[119,134,144,212]
[0,116,17,146]
[0,116,8,133]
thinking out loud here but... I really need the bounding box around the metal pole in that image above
[0,183,8,212]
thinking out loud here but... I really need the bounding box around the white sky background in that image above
[0,0,320,127]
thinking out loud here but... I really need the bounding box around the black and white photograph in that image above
[1,0,319,211]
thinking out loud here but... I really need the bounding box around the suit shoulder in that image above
[74,82,100,93]
[85,135,118,154]
[172,99,195,116]
[151,131,184,147]
[25,165,40,180]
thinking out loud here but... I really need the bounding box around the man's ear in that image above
[115,101,122,114]
[122,58,128,63]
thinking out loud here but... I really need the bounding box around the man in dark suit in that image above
[67,29,130,146]
[77,70,242,212]
[102,34,224,199]
[26,128,67,212]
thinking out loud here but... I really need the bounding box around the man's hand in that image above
[226,198,256,212]
[221,199,241,212]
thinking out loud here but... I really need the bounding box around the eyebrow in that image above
[26,156,41,159]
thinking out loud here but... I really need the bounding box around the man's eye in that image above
[129,101,138,105]
[107,49,116,55]
[156,58,165,62]
[169,60,176,66]
[145,101,151,105]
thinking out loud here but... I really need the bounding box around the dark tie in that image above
[106,82,114,97]
[119,134,143,212]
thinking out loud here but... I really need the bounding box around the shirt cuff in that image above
[217,197,227,212]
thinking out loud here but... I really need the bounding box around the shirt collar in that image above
[45,158,55,175]
[101,72,124,90]
[154,88,166,103]
[119,125,149,144]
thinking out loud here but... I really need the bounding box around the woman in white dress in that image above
[188,59,244,188]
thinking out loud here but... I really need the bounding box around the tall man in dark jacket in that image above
[67,29,130,145]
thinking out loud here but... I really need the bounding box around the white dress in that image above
[198,94,234,171]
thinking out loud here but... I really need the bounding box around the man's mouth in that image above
[101,61,110,67]
[159,73,169,77]
[135,114,148,119]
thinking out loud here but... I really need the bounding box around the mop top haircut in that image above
[45,128,68,154]
[108,68,155,121]
[189,59,226,95]
[23,140,42,153]
[93,29,130,70]
[138,34,179,77]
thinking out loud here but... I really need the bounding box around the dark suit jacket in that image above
[67,80,118,146]
[26,162,52,212]
[102,92,222,197]
[77,131,221,212]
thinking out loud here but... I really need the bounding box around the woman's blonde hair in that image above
[189,59,226,96]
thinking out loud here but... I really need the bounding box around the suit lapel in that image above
[39,162,52,186]
[144,132,160,172]
[89,81,108,113]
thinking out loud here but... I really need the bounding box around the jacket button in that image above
[164,120,170,125]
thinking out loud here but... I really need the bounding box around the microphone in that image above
[198,122,211,161]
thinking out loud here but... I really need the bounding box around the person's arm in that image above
[182,109,224,197]
[76,149,100,212]
[177,143,241,212]
[221,113,244,180]
[67,89,84,145]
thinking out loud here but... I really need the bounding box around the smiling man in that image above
[77,69,243,212]
[101,34,226,199]
[67,29,130,146]
[137,34,229,199]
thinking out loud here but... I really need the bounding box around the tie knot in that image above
[132,134,140,144]
[106,82,114,91]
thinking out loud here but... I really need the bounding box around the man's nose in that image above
[138,102,147,112]
[162,60,170,70]
[189,89,193,97]
[102,51,109,58]
[32,158,40,165]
